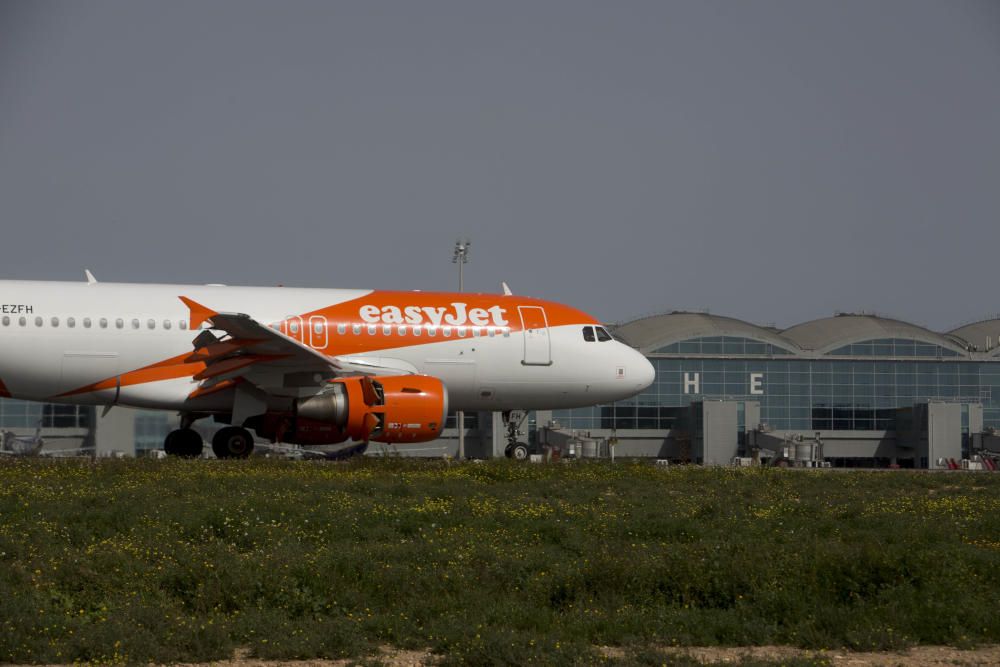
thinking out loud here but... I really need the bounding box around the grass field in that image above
[1,459,999,665]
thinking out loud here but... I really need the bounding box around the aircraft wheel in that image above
[511,442,530,461]
[504,444,513,459]
[163,433,180,457]
[212,426,255,459]
[164,429,203,458]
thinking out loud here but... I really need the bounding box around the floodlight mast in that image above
[452,239,470,459]
[452,238,470,292]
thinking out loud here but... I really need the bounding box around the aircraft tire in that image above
[212,426,255,459]
[164,428,203,458]
[163,433,179,457]
[511,442,530,461]
[504,444,513,458]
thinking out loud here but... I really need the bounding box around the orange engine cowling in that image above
[295,375,448,444]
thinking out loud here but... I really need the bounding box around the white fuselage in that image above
[0,280,654,415]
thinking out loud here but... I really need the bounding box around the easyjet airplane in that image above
[0,275,655,459]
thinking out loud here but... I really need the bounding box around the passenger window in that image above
[488,327,496,337]
[315,322,324,334]
[367,324,376,335]
[457,327,466,338]
[289,321,299,334]
[163,319,171,330]
[352,324,361,335]
[116,318,124,329]
[443,327,452,337]
[399,325,407,336]
[147,319,156,329]
[67,317,75,328]
[503,328,510,337]
[35,316,43,327]
[472,328,481,338]
[583,326,595,342]
[337,323,346,335]
[83,318,92,328]
[51,317,59,327]
[1,316,8,326]
[18,316,26,326]
[596,327,612,342]
[428,327,437,337]
[413,326,422,337]
[179,320,188,330]
[99,318,108,329]
[382,324,392,336]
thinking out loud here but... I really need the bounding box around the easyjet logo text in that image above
[359,303,509,327]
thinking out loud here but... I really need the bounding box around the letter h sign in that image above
[683,372,700,394]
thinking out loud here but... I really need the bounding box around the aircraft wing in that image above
[199,310,339,370]
[181,298,414,400]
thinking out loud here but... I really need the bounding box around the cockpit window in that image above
[596,326,612,342]
[583,326,595,342]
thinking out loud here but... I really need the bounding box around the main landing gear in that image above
[163,414,204,457]
[211,426,255,459]
[163,428,204,457]
[502,410,531,461]
[162,414,256,459]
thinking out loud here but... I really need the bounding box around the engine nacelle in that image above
[295,375,448,444]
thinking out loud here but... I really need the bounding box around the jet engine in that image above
[293,375,448,444]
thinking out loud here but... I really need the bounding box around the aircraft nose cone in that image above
[636,353,655,390]
[617,345,655,395]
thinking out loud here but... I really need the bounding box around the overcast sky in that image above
[1,1,998,331]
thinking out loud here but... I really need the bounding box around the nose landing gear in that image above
[502,410,531,460]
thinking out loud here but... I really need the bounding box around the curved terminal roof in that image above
[613,312,800,354]
[613,312,977,357]
[781,314,967,354]
[948,319,1000,354]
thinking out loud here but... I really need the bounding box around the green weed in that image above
[0,459,998,663]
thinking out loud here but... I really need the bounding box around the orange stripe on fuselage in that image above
[56,291,598,399]
[285,291,598,357]
[58,352,206,397]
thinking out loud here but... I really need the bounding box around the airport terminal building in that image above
[4,311,1000,468]
[545,312,1000,468]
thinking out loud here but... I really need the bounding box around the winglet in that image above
[179,296,218,330]
[85,269,98,284]
[501,281,513,296]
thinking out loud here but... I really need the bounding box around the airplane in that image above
[0,273,655,459]
[0,419,44,456]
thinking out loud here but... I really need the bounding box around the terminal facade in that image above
[549,312,1000,468]
[4,312,1000,468]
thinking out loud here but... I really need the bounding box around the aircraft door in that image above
[309,316,328,349]
[518,306,551,366]
[281,316,305,342]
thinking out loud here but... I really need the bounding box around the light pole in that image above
[452,239,470,459]
[453,238,470,292]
